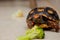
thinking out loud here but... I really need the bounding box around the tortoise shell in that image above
[26,7,59,32]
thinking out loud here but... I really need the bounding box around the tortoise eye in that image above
[48,10,53,14]
[38,9,44,12]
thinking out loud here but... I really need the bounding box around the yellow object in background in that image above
[12,10,24,20]
[16,10,24,17]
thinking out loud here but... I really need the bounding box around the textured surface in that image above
[0,1,60,40]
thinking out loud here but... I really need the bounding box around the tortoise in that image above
[26,7,59,32]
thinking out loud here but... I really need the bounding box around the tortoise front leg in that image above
[48,20,59,32]
[54,24,59,32]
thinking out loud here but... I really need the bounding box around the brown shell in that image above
[26,7,59,32]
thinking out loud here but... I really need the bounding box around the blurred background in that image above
[0,0,60,14]
[0,0,60,40]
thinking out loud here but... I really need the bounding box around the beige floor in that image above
[0,1,60,40]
